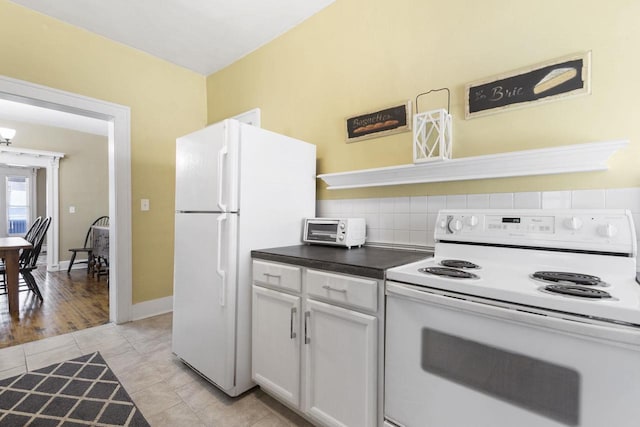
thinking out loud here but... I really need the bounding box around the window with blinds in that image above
[6,176,30,235]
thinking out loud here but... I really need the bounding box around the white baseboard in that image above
[58,259,90,272]
[56,260,173,322]
[131,295,173,321]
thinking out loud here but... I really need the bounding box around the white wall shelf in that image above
[317,140,628,190]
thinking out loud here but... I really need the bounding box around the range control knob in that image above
[564,217,583,231]
[338,235,344,241]
[449,219,463,233]
[598,223,618,238]
[339,223,346,229]
[465,215,479,228]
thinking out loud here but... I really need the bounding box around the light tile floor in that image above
[0,313,313,427]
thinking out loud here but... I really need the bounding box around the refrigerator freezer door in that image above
[172,212,238,392]
[175,120,239,212]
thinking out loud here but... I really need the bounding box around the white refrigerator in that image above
[172,119,316,397]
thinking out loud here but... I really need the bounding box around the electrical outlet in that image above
[141,199,150,211]
[69,206,76,214]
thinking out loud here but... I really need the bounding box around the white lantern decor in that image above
[413,108,452,163]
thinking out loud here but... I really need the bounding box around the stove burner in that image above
[543,285,612,299]
[532,271,605,286]
[419,267,479,279]
[440,259,480,269]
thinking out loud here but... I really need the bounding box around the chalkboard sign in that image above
[465,52,591,119]
[346,101,411,143]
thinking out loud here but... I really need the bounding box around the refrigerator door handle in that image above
[216,213,227,306]
[217,145,228,212]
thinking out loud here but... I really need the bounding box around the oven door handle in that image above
[387,281,522,317]
[386,281,640,344]
[386,281,445,303]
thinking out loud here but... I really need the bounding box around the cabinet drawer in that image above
[306,269,378,312]
[253,260,302,292]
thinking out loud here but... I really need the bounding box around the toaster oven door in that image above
[305,221,338,242]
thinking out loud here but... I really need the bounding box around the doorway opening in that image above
[0,145,65,271]
[0,75,132,327]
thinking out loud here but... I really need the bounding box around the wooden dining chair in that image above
[20,217,52,301]
[24,216,43,243]
[0,217,51,302]
[67,216,109,273]
[0,216,42,290]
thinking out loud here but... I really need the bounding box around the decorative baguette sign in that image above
[465,52,591,119]
[346,101,411,143]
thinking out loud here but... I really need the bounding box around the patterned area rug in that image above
[0,352,149,426]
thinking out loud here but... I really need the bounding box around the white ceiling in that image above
[9,0,335,75]
[0,98,108,136]
[3,1,332,136]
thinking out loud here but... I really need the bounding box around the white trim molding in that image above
[131,296,173,321]
[0,145,65,161]
[318,140,628,190]
[0,146,65,270]
[231,107,261,127]
[0,75,133,324]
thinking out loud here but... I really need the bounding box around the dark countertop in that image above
[251,245,432,279]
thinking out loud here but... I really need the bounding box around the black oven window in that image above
[421,328,581,426]
[307,223,338,241]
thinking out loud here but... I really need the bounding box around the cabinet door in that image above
[303,299,377,427]
[252,285,301,407]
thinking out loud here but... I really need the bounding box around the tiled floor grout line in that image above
[258,399,297,426]
[21,344,27,372]
[3,314,309,426]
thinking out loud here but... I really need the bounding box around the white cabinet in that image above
[306,269,378,312]
[253,260,303,292]
[304,299,377,427]
[252,286,301,407]
[252,260,380,427]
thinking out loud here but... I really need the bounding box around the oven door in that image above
[385,281,640,427]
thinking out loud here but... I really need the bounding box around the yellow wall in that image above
[0,0,207,303]
[206,0,640,200]
[2,0,639,305]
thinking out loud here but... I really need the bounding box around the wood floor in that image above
[0,267,109,349]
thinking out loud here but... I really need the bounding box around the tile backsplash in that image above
[317,187,640,267]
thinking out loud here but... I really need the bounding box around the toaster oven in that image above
[303,218,366,248]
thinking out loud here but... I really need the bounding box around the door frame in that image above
[0,146,64,271]
[0,75,132,324]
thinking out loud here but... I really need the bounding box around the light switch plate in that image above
[141,199,150,211]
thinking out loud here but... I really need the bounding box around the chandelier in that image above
[0,127,16,145]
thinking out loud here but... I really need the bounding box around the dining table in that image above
[0,237,33,317]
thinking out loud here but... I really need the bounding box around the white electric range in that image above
[384,209,640,427]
